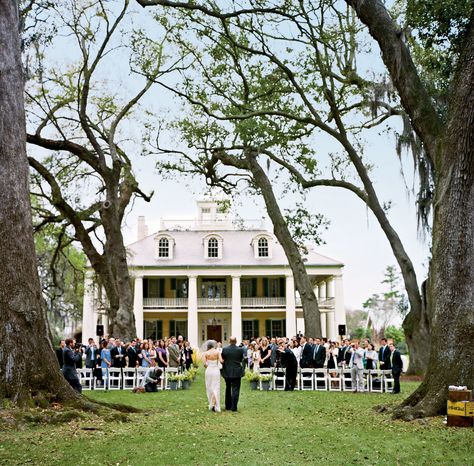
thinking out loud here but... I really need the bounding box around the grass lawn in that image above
[0,376,472,466]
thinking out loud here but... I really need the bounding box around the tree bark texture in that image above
[0,0,78,405]
[245,154,323,338]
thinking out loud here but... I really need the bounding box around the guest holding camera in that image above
[61,338,82,393]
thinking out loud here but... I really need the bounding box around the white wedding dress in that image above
[205,358,221,412]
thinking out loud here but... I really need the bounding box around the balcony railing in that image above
[241,297,286,308]
[296,296,335,308]
[143,298,188,309]
[197,297,232,308]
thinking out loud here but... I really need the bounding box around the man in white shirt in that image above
[349,340,365,393]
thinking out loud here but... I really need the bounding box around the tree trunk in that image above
[246,153,322,338]
[395,16,474,418]
[0,0,78,405]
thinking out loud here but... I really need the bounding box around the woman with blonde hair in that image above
[259,337,272,369]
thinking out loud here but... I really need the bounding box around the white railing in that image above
[295,296,335,308]
[143,298,188,308]
[241,297,286,308]
[197,297,232,308]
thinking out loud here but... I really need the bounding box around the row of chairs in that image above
[257,368,395,392]
[77,367,180,391]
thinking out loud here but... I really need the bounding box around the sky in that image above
[29,1,431,312]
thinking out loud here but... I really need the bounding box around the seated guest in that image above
[143,367,163,392]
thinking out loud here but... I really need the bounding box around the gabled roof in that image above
[126,229,343,268]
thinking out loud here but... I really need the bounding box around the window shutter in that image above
[265,319,271,338]
[157,320,163,340]
[169,320,176,336]
[251,278,257,297]
[159,278,165,298]
[279,277,285,297]
[282,319,287,337]
[263,278,269,297]
[143,278,149,298]
[170,278,177,290]
[253,320,260,338]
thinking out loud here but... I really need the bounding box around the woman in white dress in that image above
[202,340,223,412]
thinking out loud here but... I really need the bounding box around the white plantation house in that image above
[82,200,346,346]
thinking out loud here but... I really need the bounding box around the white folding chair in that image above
[108,368,122,390]
[77,368,93,390]
[369,370,384,393]
[136,367,148,389]
[165,367,179,390]
[273,367,286,390]
[300,368,314,391]
[123,368,137,390]
[383,370,394,392]
[328,368,342,391]
[342,368,353,392]
[362,369,370,392]
[314,369,328,391]
[94,368,108,390]
[258,368,273,390]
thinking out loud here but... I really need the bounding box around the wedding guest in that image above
[183,340,194,370]
[155,339,168,368]
[349,340,365,393]
[278,342,298,391]
[140,342,153,368]
[168,336,181,368]
[100,340,111,387]
[251,342,260,372]
[327,341,339,385]
[126,340,139,368]
[364,342,378,370]
[289,340,301,366]
[389,343,403,394]
[259,337,272,369]
[143,367,163,392]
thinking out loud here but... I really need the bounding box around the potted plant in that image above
[167,373,181,390]
[245,370,260,390]
[259,374,273,391]
[181,371,192,389]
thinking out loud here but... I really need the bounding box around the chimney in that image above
[137,216,148,241]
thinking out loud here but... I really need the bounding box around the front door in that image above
[207,325,222,343]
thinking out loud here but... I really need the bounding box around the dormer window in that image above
[252,234,273,259]
[258,237,269,257]
[203,234,223,259]
[154,234,175,260]
[208,237,219,257]
[158,238,169,257]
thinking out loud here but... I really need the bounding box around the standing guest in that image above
[259,337,272,369]
[389,343,403,394]
[100,340,111,387]
[56,340,66,368]
[183,340,194,370]
[247,342,254,370]
[140,342,153,368]
[251,342,260,372]
[299,336,313,369]
[155,339,168,368]
[338,339,350,367]
[379,338,391,370]
[364,342,378,370]
[111,339,126,368]
[278,342,298,391]
[312,338,326,369]
[168,336,181,368]
[61,339,82,393]
[289,340,301,366]
[349,340,365,393]
[327,341,339,386]
[269,337,278,366]
[126,340,139,368]
[85,338,98,370]
[143,366,163,392]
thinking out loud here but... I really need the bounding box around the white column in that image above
[82,273,96,341]
[285,274,297,338]
[231,275,242,343]
[318,281,326,303]
[326,278,334,300]
[320,311,327,338]
[133,276,143,339]
[326,311,336,340]
[334,274,346,332]
[187,275,198,347]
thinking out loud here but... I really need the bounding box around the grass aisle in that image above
[0,376,472,466]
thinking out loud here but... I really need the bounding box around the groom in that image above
[221,336,245,412]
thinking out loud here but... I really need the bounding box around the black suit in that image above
[85,346,99,369]
[56,347,64,368]
[300,343,313,368]
[313,345,326,369]
[221,344,245,411]
[390,350,403,393]
[127,345,139,368]
[62,347,82,393]
[281,348,298,391]
[111,345,126,368]
[379,345,392,370]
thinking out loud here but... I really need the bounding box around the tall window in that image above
[208,237,219,257]
[158,237,169,257]
[258,237,269,257]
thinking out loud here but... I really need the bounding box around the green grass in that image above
[0,375,473,466]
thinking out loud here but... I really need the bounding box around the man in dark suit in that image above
[389,343,403,394]
[85,338,98,369]
[378,338,391,370]
[62,338,82,393]
[127,340,139,368]
[312,338,326,369]
[278,342,298,390]
[221,336,245,412]
[299,336,313,368]
[56,340,66,368]
[111,339,126,368]
[338,339,351,366]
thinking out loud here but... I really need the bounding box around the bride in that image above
[202,340,223,412]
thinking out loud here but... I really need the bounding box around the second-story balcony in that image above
[296,296,335,309]
[143,297,188,309]
[197,297,232,308]
[241,297,286,308]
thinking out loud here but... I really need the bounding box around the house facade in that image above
[82,200,346,346]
